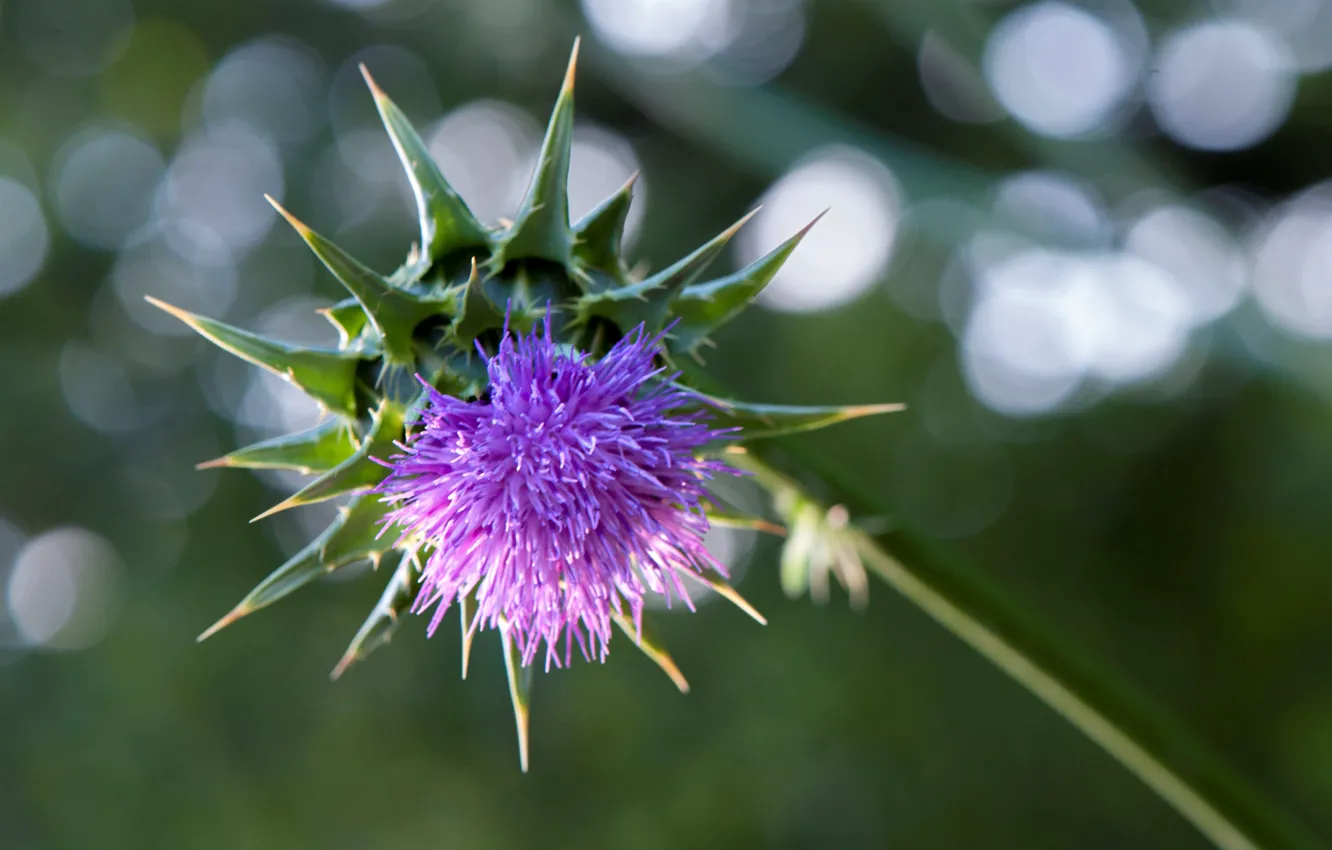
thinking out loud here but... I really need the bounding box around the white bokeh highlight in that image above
[111,239,238,336]
[994,170,1107,246]
[582,0,734,61]
[1126,205,1248,324]
[1215,0,1332,73]
[51,128,165,250]
[7,527,121,651]
[710,0,808,85]
[156,125,284,266]
[983,2,1137,138]
[1148,20,1296,152]
[962,248,1195,416]
[742,146,903,313]
[0,178,50,298]
[204,38,327,146]
[429,101,542,227]
[569,125,647,245]
[233,297,339,438]
[1250,189,1332,338]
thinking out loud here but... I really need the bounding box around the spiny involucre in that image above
[152,38,903,771]
[379,314,735,671]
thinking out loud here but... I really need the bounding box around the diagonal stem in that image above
[731,448,1324,850]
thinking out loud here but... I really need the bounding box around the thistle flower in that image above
[157,39,902,770]
[377,314,733,669]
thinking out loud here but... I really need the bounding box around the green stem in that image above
[732,449,1324,850]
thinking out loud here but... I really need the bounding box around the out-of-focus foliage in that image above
[3,0,1332,847]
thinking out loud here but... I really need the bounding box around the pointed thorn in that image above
[143,295,191,323]
[665,666,690,694]
[460,594,478,679]
[359,63,385,99]
[847,402,907,417]
[265,194,312,238]
[689,573,768,626]
[195,456,230,470]
[517,724,530,774]
[461,621,476,679]
[250,497,298,523]
[797,208,830,238]
[721,589,768,626]
[197,605,250,642]
[612,614,691,693]
[648,649,690,694]
[639,645,691,694]
[719,207,761,240]
[330,651,357,681]
[562,37,581,93]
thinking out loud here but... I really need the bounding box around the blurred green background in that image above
[4,0,1332,847]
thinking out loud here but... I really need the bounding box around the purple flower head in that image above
[377,312,735,668]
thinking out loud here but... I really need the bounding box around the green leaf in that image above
[197,419,358,475]
[494,40,579,266]
[694,391,905,440]
[196,494,392,641]
[360,65,491,261]
[612,611,689,693]
[330,550,420,680]
[501,623,535,773]
[451,258,506,346]
[574,209,757,332]
[572,172,637,275]
[318,495,396,569]
[638,209,755,293]
[669,213,823,352]
[252,399,406,520]
[421,347,488,400]
[319,298,374,350]
[147,297,362,416]
[269,197,449,366]
[196,534,325,642]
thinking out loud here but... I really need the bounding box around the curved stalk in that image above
[730,449,1324,850]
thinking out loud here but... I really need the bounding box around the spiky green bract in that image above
[157,39,902,772]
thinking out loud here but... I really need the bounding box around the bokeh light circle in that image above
[570,125,647,246]
[204,38,327,146]
[1147,20,1296,152]
[1125,204,1247,325]
[582,0,734,60]
[962,247,1195,416]
[742,146,903,313]
[428,101,541,227]
[982,2,1137,138]
[51,128,165,251]
[994,170,1107,246]
[0,178,51,299]
[7,527,121,651]
[1250,190,1332,338]
[156,125,284,265]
